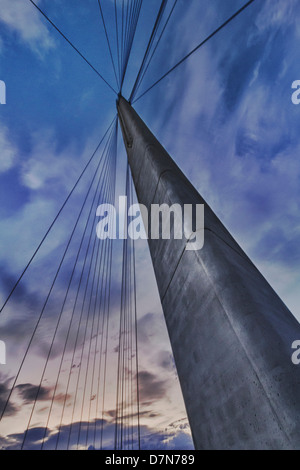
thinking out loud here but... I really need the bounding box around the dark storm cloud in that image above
[15,383,52,403]
[14,382,72,407]
[138,371,168,404]
[0,418,109,450]
[0,375,18,417]
[107,408,161,421]
[1,420,193,450]
[46,418,108,450]
[0,264,61,357]
[0,426,51,450]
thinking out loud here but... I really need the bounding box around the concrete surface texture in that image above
[117,96,300,450]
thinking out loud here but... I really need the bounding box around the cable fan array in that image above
[115,164,140,450]
[0,119,128,450]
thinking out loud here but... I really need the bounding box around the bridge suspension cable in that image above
[0,119,118,448]
[114,163,140,450]
[131,0,178,101]
[129,0,168,102]
[0,118,116,316]
[132,0,257,103]
[28,0,118,95]
[97,0,120,89]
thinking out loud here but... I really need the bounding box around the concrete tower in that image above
[117,96,300,450]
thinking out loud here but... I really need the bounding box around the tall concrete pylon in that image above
[117,96,300,450]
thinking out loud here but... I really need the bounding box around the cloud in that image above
[0,374,18,418]
[21,122,101,197]
[15,383,52,404]
[19,129,81,191]
[140,418,194,450]
[13,419,110,450]
[0,196,58,272]
[137,312,167,346]
[0,120,115,278]
[0,127,17,174]
[0,0,55,54]
[253,0,299,34]
[157,350,175,371]
[0,416,193,450]
[0,426,50,450]
[138,370,168,404]
[0,263,42,311]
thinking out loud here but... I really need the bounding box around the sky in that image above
[0,0,300,450]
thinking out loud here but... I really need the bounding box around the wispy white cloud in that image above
[254,0,299,33]
[0,126,17,173]
[20,131,80,191]
[0,0,55,54]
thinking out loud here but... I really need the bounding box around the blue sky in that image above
[0,0,300,450]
